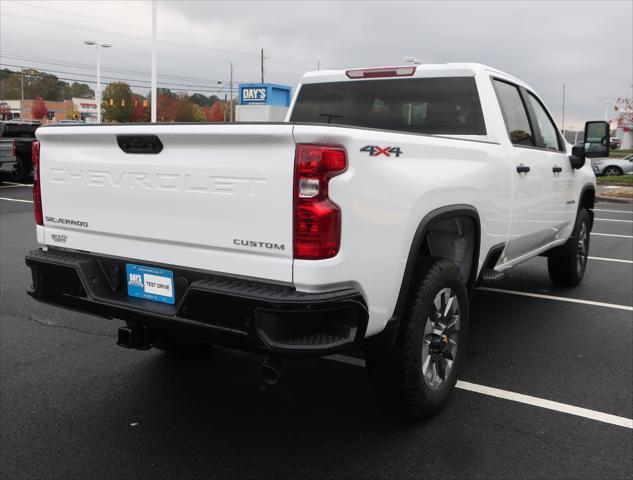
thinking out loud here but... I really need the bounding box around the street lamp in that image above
[83,40,112,123]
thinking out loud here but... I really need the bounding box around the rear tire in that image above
[603,166,622,176]
[366,258,469,419]
[547,208,590,287]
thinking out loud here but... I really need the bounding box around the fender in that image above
[366,205,481,351]
[578,183,595,230]
[542,183,595,258]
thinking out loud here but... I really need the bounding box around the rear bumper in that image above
[25,248,368,357]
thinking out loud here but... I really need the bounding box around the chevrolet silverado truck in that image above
[25,64,609,418]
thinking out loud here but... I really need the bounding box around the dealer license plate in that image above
[126,263,175,305]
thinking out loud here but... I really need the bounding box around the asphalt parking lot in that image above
[1,183,632,479]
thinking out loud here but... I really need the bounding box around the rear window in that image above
[290,76,486,135]
[0,123,38,138]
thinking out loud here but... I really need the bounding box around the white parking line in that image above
[594,209,633,214]
[476,287,633,312]
[325,355,633,430]
[1,181,33,187]
[588,256,633,264]
[594,218,633,223]
[0,184,30,189]
[592,232,633,239]
[0,197,33,204]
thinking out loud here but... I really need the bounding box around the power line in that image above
[1,51,222,84]
[2,10,315,69]
[0,62,227,90]
[0,65,237,94]
[14,1,317,67]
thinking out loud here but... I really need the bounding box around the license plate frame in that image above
[126,263,175,305]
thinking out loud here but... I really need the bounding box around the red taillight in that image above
[32,140,43,225]
[293,144,347,260]
[11,140,17,157]
[345,66,416,79]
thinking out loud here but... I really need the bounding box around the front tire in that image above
[366,258,469,419]
[547,208,590,286]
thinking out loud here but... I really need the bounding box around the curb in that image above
[595,194,633,204]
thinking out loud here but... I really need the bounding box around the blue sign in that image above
[239,83,292,106]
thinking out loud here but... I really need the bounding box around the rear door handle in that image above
[552,165,562,173]
[516,164,530,174]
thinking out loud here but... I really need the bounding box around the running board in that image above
[480,269,505,283]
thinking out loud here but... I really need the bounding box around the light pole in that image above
[84,40,112,123]
[604,100,611,122]
[151,0,157,123]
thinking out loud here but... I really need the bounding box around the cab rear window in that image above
[290,77,486,135]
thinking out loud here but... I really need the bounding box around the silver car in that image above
[592,154,633,176]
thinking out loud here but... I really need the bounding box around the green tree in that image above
[191,103,204,122]
[69,82,95,99]
[0,68,94,101]
[101,82,134,123]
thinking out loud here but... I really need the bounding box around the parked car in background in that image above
[0,135,17,182]
[610,137,621,149]
[592,154,633,176]
[0,121,40,181]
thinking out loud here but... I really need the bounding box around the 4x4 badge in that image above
[360,145,403,157]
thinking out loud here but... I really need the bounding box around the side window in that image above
[526,93,562,151]
[492,79,534,147]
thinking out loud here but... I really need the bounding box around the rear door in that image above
[37,123,296,283]
[493,79,570,261]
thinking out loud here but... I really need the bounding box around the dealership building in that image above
[0,98,97,122]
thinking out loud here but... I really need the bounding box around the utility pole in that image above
[604,100,610,122]
[317,59,320,71]
[561,84,566,136]
[229,62,233,122]
[151,0,157,123]
[20,69,24,120]
[261,49,264,83]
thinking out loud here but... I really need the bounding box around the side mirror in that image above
[584,120,610,159]
[569,145,586,169]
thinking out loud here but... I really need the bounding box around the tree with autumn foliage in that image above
[614,97,632,133]
[101,82,134,123]
[202,100,225,122]
[31,96,48,120]
[0,103,11,120]
[131,95,150,122]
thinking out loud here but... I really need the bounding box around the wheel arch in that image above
[579,184,595,230]
[393,205,481,322]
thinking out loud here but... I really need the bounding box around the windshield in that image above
[290,76,486,135]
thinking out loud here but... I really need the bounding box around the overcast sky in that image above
[1,0,632,129]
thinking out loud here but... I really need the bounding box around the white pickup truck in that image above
[25,63,610,418]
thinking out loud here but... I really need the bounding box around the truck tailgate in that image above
[36,124,296,283]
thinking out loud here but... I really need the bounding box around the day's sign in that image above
[241,88,267,104]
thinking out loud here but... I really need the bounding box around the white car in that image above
[593,154,633,176]
[25,63,607,419]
